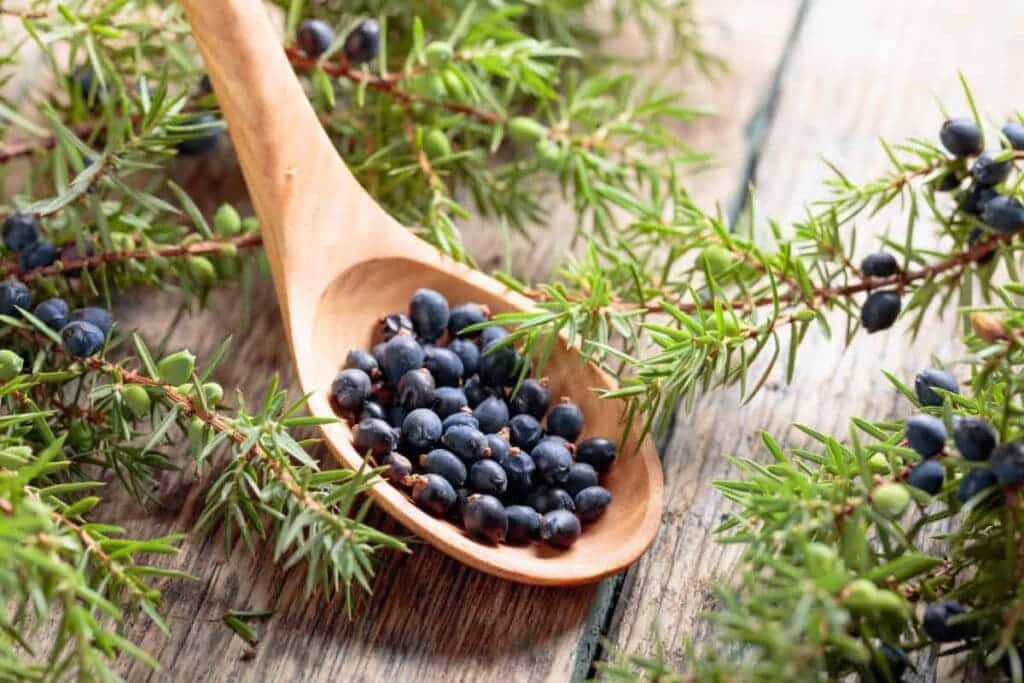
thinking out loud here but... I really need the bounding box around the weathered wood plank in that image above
[605,1,1024,679]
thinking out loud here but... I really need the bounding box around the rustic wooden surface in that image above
[17,0,1024,680]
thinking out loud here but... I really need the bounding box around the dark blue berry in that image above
[448,302,489,337]
[409,288,449,342]
[906,459,944,495]
[936,172,961,192]
[34,298,69,331]
[1003,122,1024,151]
[343,18,380,64]
[971,150,1013,187]
[940,118,983,158]
[992,440,1024,486]
[968,228,997,265]
[565,462,599,497]
[386,404,408,429]
[861,290,901,333]
[509,377,552,419]
[372,341,388,368]
[953,417,996,461]
[576,437,616,473]
[861,252,899,278]
[532,438,573,485]
[432,386,468,418]
[70,307,113,335]
[382,334,424,384]
[17,240,57,271]
[478,341,519,387]
[359,400,386,422]
[486,432,510,461]
[505,505,541,544]
[397,368,435,410]
[420,448,467,487]
[957,468,998,505]
[0,280,31,316]
[331,367,372,413]
[442,410,478,431]
[473,395,509,434]
[378,313,414,342]
[423,346,463,386]
[500,447,535,495]
[2,213,39,253]
[468,458,507,496]
[546,399,584,442]
[527,487,575,514]
[508,413,543,451]
[296,19,335,57]
[61,320,105,357]
[574,486,612,523]
[914,367,960,406]
[959,186,998,217]
[868,644,908,683]
[463,374,498,407]
[923,600,973,642]
[401,408,442,453]
[454,487,471,519]
[344,349,379,377]
[176,113,221,156]
[447,338,480,376]
[369,379,394,408]
[441,424,491,463]
[352,417,395,456]
[480,325,507,348]
[905,414,947,457]
[410,473,456,516]
[540,509,581,548]
[981,194,1024,233]
[381,452,412,485]
[463,494,507,543]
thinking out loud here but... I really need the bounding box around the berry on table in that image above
[991,440,1024,486]
[1003,121,1024,150]
[331,367,372,413]
[923,600,974,642]
[423,346,464,387]
[576,437,617,473]
[485,431,510,461]
[527,487,575,514]
[860,252,899,278]
[463,375,497,407]
[500,447,536,495]
[914,367,959,406]
[420,448,467,488]
[448,302,489,338]
[532,438,573,485]
[508,413,543,452]
[953,417,996,461]
[18,240,57,271]
[971,150,1014,187]
[359,400,386,422]
[957,468,998,505]
[574,486,612,523]
[939,118,983,158]
[480,325,507,348]
[447,338,480,377]
[382,453,412,486]
[61,320,105,357]
[409,288,450,342]
[382,334,424,384]
[505,505,542,543]
[0,349,23,381]
[410,473,457,516]
[468,458,508,496]
[296,19,335,58]
[401,408,443,453]
[904,414,947,457]
[565,462,599,497]
[906,459,944,495]
[397,367,436,410]
[378,313,414,342]
[353,417,396,456]
[546,398,584,442]
[540,509,581,549]
[981,194,1024,233]
[441,424,491,463]
[860,290,901,333]
[463,494,507,543]
[344,349,379,377]
[343,19,380,65]
[386,405,407,429]
[0,280,31,316]
[478,341,519,387]
[432,386,468,418]
[441,410,478,431]
[34,298,69,331]
[509,377,552,420]
[473,395,509,434]
[2,213,40,253]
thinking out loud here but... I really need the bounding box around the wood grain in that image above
[605,1,1024,681]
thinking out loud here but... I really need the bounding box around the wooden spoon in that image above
[181,0,663,585]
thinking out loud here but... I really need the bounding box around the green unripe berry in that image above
[213,204,242,237]
[423,129,451,159]
[424,42,453,68]
[872,482,910,518]
[871,589,907,614]
[698,245,736,279]
[867,452,890,474]
[422,72,447,98]
[241,216,259,233]
[0,349,23,381]
[68,421,93,451]
[187,256,216,284]
[536,138,566,170]
[842,578,879,612]
[110,232,136,251]
[158,350,196,385]
[508,116,548,144]
[805,542,839,573]
[188,416,206,452]
[441,69,465,100]
[217,243,238,257]
[214,255,241,279]
[202,382,223,405]
[122,384,151,419]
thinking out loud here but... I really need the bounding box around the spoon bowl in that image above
[183,0,663,585]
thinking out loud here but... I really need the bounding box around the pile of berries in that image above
[859,118,1024,335]
[329,288,616,549]
[296,18,381,63]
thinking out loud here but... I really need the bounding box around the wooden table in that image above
[27,1,1024,680]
